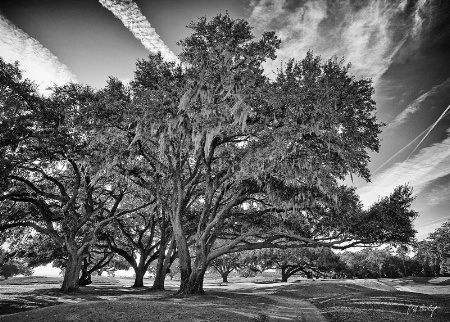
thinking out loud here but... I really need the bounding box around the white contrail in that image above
[404,104,450,162]
[355,105,450,188]
[358,134,450,207]
[99,0,178,63]
[369,106,450,178]
[387,77,450,129]
[0,13,77,91]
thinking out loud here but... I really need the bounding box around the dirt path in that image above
[201,280,327,321]
[260,295,326,322]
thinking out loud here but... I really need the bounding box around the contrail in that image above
[404,104,450,162]
[99,0,178,63]
[0,13,77,91]
[356,105,450,187]
[420,215,450,228]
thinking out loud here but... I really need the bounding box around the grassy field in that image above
[0,276,449,321]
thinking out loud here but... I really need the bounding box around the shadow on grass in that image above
[410,276,450,285]
[0,284,174,316]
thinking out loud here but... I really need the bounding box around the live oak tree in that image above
[98,210,165,288]
[426,220,450,276]
[0,67,150,292]
[0,11,419,296]
[92,76,181,290]
[209,252,241,283]
[415,240,441,276]
[78,248,129,286]
[116,13,418,295]
[262,247,341,282]
[0,247,33,279]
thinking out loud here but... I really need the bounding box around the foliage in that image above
[0,11,420,296]
[414,220,450,277]
[0,248,33,279]
[0,59,151,292]
[119,12,412,295]
[209,252,241,282]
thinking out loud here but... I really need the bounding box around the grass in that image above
[271,280,449,322]
[0,276,449,321]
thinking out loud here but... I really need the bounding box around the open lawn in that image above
[0,276,449,321]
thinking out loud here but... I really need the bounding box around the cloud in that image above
[387,77,450,129]
[0,13,77,91]
[248,0,427,84]
[358,129,450,207]
[414,215,450,240]
[99,0,178,63]
[425,183,450,207]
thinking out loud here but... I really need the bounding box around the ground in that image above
[0,275,449,321]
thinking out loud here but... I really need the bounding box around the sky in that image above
[1,0,450,242]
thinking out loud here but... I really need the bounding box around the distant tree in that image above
[0,248,32,279]
[78,249,130,286]
[167,259,181,280]
[415,241,440,276]
[209,253,241,283]
[426,220,450,276]
[0,263,19,280]
[265,247,340,282]
[238,249,275,277]
[396,245,410,277]
[360,248,390,278]
[98,211,163,288]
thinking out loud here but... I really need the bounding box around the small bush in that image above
[0,263,20,279]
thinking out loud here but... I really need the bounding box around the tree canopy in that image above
[0,13,419,295]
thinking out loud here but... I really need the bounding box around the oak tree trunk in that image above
[281,267,289,282]
[152,250,166,290]
[171,210,193,294]
[133,266,146,287]
[153,233,174,290]
[178,265,206,295]
[60,252,83,293]
[178,243,209,295]
[221,273,228,283]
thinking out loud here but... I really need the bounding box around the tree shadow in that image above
[411,277,450,285]
[0,284,176,316]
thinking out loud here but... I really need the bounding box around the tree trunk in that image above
[61,252,83,293]
[177,243,207,295]
[281,267,288,282]
[79,271,92,286]
[178,265,206,295]
[152,236,175,290]
[171,210,193,294]
[222,273,228,283]
[133,266,146,287]
[152,235,169,290]
[152,265,166,290]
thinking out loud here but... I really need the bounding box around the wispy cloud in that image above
[99,0,178,63]
[248,0,426,84]
[0,13,77,90]
[358,128,450,207]
[426,184,450,207]
[387,77,450,129]
[415,215,450,240]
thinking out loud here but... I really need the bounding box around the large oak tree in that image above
[0,65,150,292]
[112,13,417,295]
